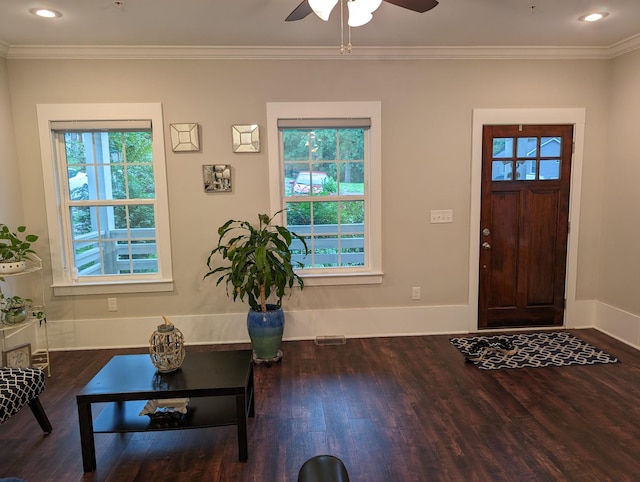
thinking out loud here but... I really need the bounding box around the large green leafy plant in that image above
[0,224,39,263]
[205,212,308,312]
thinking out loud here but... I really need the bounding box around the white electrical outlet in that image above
[412,287,421,300]
[430,209,453,224]
[107,297,118,312]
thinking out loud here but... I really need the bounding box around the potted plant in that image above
[205,212,308,364]
[0,294,32,325]
[0,224,39,274]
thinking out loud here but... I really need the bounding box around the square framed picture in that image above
[170,123,200,152]
[232,124,260,152]
[2,342,32,368]
[203,164,232,193]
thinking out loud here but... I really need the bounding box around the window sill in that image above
[299,271,383,287]
[52,279,174,296]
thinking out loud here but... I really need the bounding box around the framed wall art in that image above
[232,124,260,152]
[170,123,200,152]
[203,164,232,193]
[2,342,32,368]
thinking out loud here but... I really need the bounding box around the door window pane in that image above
[517,137,537,157]
[540,160,561,180]
[492,160,513,181]
[492,138,513,158]
[541,137,561,157]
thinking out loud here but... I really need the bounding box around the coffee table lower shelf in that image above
[94,396,244,432]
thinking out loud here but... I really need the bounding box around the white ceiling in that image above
[1,0,639,54]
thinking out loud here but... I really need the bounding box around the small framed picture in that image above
[203,164,232,193]
[2,343,32,368]
[170,123,200,152]
[232,124,260,152]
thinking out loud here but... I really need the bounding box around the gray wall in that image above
[601,48,640,315]
[0,57,22,224]
[3,54,633,347]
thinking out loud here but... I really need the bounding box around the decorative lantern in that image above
[149,316,186,373]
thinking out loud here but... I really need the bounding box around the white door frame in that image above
[468,108,586,332]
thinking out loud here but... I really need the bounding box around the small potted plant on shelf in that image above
[0,224,39,274]
[0,289,46,325]
[0,294,32,325]
[204,212,308,364]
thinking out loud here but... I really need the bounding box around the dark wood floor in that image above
[1,328,639,481]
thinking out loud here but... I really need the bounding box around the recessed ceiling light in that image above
[578,11,609,22]
[29,8,63,18]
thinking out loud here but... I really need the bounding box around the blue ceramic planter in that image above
[247,304,284,363]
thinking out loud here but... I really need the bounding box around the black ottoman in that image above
[0,367,52,432]
[298,455,350,482]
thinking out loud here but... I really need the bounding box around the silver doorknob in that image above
[482,242,491,249]
[482,228,491,236]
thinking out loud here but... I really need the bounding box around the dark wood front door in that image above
[479,124,573,329]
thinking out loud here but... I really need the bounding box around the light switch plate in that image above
[430,209,453,223]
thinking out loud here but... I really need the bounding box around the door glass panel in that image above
[539,160,561,180]
[516,137,537,157]
[516,160,538,180]
[541,137,561,157]
[492,138,513,158]
[492,160,513,181]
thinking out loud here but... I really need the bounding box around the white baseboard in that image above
[39,300,640,352]
[43,304,471,351]
[594,301,640,350]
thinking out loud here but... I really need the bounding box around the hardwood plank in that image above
[1,329,639,481]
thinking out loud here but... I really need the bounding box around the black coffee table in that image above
[76,350,254,472]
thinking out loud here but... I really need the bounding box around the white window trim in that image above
[266,101,383,286]
[37,103,174,296]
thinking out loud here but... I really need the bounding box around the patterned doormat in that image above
[450,331,619,370]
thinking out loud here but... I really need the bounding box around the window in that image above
[491,136,562,181]
[37,103,173,295]
[267,102,382,286]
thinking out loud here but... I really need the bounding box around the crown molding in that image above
[4,40,639,61]
[608,33,640,58]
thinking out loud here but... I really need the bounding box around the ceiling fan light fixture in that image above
[309,0,339,21]
[347,0,374,27]
[578,11,609,22]
[360,0,383,13]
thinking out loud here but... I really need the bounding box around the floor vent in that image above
[315,335,346,346]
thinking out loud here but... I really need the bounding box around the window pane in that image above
[541,137,561,157]
[313,129,337,161]
[516,137,537,157]
[540,160,561,180]
[283,130,313,161]
[341,200,364,223]
[73,239,100,276]
[126,164,155,199]
[64,133,89,165]
[493,138,513,158]
[339,162,364,195]
[312,201,338,224]
[286,202,311,225]
[68,167,89,200]
[338,129,364,160]
[341,234,365,267]
[516,160,538,180]
[70,206,93,236]
[492,160,513,181]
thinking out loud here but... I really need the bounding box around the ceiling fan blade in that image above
[383,0,439,14]
[285,1,314,22]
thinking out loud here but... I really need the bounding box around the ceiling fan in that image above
[285,0,439,22]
